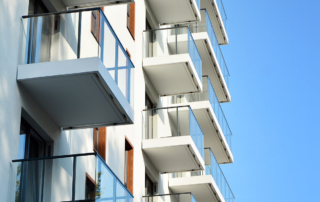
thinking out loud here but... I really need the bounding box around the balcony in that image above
[169,76,233,164]
[11,153,133,202]
[142,106,205,173]
[146,0,201,25]
[142,193,197,202]
[169,148,235,202]
[17,8,134,129]
[188,9,231,102]
[61,0,134,9]
[143,27,202,96]
[201,0,228,45]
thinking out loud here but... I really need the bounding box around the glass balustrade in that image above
[205,148,234,202]
[172,148,234,202]
[171,76,232,150]
[11,153,133,202]
[188,9,230,88]
[143,106,204,159]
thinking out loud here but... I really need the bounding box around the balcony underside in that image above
[143,54,202,96]
[147,0,200,25]
[61,0,134,8]
[192,33,231,102]
[201,0,229,45]
[142,136,205,173]
[169,175,225,202]
[169,102,233,164]
[17,57,133,129]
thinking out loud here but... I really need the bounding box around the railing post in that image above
[72,156,77,202]
[175,26,178,54]
[77,12,82,58]
[177,107,179,136]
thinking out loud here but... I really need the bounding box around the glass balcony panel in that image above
[190,110,205,159]
[171,76,233,151]
[206,148,234,202]
[188,9,230,89]
[171,149,234,202]
[217,0,227,31]
[11,153,133,202]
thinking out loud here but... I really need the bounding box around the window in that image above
[124,137,134,194]
[127,3,135,39]
[93,127,107,161]
[85,173,96,200]
[91,7,104,43]
[145,174,155,196]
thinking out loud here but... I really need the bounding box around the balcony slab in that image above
[169,175,225,202]
[143,54,202,96]
[142,136,205,173]
[17,57,133,129]
[146,0,201,25]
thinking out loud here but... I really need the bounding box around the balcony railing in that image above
[171,76,233,150]
[11,152,133,202]
[205,148,234,202]
[20,8,134,106]
[143,26,202,83]
[143,106,204,159]
[216,0,227,31]
[188,9,230,88]
[172,148,234,202]
[142,193,197,202]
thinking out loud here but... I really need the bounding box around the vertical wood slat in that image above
[93,127,107,161]
[128,3,135,39]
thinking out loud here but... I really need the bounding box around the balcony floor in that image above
[147,0,200,25]
[169,175,225,202]
[143,54,202,96]
[17,57,133,129]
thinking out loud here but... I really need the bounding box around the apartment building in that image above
[0,0,234,201]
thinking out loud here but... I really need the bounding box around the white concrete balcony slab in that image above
[61,0,134,9]
[169,76,233,164]
[146,0,201,25]
[169,149,235,202]
[143,27,203,96]
[169,175,223,202]
[18,8,134,129]
[142,106,205,173]
[201,0,228,45]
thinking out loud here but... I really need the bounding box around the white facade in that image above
[0,0,234,201]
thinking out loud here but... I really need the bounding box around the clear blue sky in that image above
[219,0,320,201]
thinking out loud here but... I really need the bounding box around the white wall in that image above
[0,0,184,201]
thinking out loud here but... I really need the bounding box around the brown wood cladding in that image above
[127,3,135,39]
[91,7,104,43]
[125,137,134,194]
[93,127,106,161]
